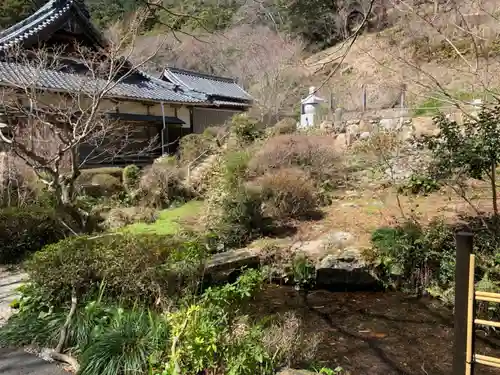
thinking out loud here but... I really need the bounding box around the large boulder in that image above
[316,247,378,287]
[276,369,316,375]
[290,232,378,288]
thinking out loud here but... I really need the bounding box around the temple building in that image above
[0,0,252,165]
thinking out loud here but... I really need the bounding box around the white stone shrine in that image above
[300,86,325,128]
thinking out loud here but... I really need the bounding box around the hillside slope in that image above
[303,4,500,112]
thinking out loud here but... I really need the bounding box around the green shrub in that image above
[79,307,169,375]
[288,252,316,291]
[0,288,169,375]
[214,187,266,248]
[204,150,266,248]
[122,165,140,192]
[398,174,440,196]
[230,114,264,145]
[158,269,271,375]
[371,218,455,293]
[27,233,207,304]
[221,150,252,187]
[0,207,70,263]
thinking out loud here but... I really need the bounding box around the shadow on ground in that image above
[249,285,500,375]
[0,347,68,375]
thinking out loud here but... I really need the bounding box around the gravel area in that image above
[0,267,69,375]
[0,267,26,326]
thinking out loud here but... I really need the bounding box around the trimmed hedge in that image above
[27,233,207,304]
[0,207,71,264]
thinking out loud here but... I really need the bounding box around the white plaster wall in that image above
[7,91,190,127]
[177,106,191,128]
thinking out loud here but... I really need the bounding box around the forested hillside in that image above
[0,0,378,51]
[3,0,498,120]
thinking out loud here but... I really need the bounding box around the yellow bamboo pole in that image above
[474,319,500,329]
[465,254,475,375]
[474,295,500,303]
[475,354,500,365]
[474,354,500,368]
[475,291,500,298]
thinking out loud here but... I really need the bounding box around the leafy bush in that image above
[0,287,169,375]
[398,174,440,196]
[204,150,266,248]
[212,187,266,248]
[421,108,500,215]
[0,207,71,263]
[288,252,317,291]
[371,218,455,294]
[27,233,207,304]
[255,167,318,220]
[230,114,264,145]
[156,269,270,375]
[248,134,341,182]
[122,164,140,192]
[138,163,190,208]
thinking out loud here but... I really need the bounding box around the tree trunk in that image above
[53,178,87,234]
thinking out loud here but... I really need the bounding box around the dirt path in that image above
[0,267,68,375]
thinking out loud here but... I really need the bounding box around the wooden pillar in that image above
[453,231,475,375]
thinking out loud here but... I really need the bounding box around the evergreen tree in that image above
[0,0,35,29]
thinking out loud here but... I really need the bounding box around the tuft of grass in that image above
[121,200,204,235]
[78,308,169,375]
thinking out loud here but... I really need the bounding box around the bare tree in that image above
[157,25,306,123]
[0,10,163,230]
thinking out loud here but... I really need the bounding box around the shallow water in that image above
[250,285,500,375]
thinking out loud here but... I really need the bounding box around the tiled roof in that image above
[212,100,252,107]
[0,60,205,103]
[162,67,253,102]
[0,1,252,107]
[0,1,207,103]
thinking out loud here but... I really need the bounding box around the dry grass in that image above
[248,134,342,181]
[104,206,157,230]
[261,311,322,369]
[253,167,318,221]
[0,152,41,207]
[138,163,190,208]
[291,181,496,248]
[303,0,500,112]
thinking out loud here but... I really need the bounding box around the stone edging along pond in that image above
[206,243,379,290]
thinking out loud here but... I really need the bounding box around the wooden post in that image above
[453,232,475,375]
[399,84,407,128]
[362,85,367,112]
